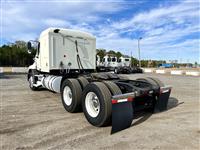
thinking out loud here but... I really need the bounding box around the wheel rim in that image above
[85,92,100,118]
[63,86,72,106]
[29,76,33,88]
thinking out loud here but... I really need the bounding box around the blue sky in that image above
[1,0,199,63]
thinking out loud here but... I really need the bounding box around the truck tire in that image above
[136,77,159,87]
[103,81,122,95]
[136,77,164,87]
[61,79,82,113]
[77,77,89,90]
[28,69,39,91]
[82,82,112,127]
[147,77,164,87]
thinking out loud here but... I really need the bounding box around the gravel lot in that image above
[0,73,199,150]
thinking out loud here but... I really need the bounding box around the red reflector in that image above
[112,99,118,104]
[112,98,134,104]
[127,97,134,101]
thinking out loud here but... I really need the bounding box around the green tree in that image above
[131,57,138,67]
[96,49,106,61]
[107,50,115,55]
[0,41,36,67]
[194,61,198,67]
[116,51,122,59]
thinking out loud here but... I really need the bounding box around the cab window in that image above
[125,59,130,61]
[112,58,116,62]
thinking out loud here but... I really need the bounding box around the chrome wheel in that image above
[63,86,72,106]
[85,92,100,118]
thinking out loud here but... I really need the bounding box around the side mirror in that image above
[27,41,32,54]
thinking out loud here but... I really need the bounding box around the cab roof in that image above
[40,28,96,40]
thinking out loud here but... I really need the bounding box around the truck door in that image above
[35,43,41,70]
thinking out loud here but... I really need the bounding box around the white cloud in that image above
[1,0,199,63]
[94,0,200,62]
[111,0,199,30]
[43,18,71,27]
[1,0,129,41]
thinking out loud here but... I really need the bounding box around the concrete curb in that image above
[0,67,28,74]
[143,68,153,73]
[185,71,200,76]
[3,67,12,73]
[155,70,165,74]
[12,67,28,73]
[171,70,183,75]
[142,68,200,76]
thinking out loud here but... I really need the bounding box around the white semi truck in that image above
[27,28,171,133]
[96,55,143,74]
[102,55,118,69]
[96,54,118,72]
[114,56,143,74]
[118,56,131,67]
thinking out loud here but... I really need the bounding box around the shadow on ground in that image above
[131,97,182,127]
[167,97,184,110]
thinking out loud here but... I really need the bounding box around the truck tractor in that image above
[96,54,118,72]
[27,28,171,133]
[114,56,143,74]
[118,56,131,67]
[96,55,106,72]
[102,55,118,71]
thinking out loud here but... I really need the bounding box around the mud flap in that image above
[111,101,133,134]
[154,86,171,112]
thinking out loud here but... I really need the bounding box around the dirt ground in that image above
[0,73,199,150]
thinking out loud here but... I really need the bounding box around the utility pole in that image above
[138,37,142,68]
[130,50,132,67]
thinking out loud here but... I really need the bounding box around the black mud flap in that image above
[154,86,171,112]
[111,101,133,134]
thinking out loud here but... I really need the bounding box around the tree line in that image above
[0,41,36,67]
[0,40,166,67]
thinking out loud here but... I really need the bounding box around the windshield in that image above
[112,58,116,62]
[125,59,130,61]
[107,58,111,62]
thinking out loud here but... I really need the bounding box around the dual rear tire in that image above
[82,82,112,126]
[61,78,121,127]
[136,77,164,87]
